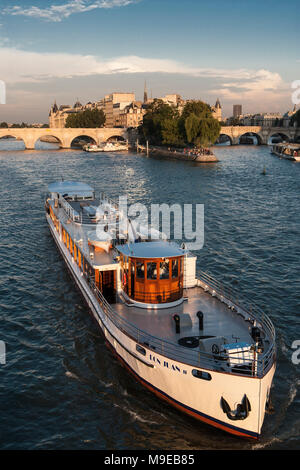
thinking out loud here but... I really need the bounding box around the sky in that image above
[0,0,299,123]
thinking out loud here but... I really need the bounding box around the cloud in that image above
[3,0,138,22]
[0,46,283,90]
[210,68,289,107]
[0,45,290,117]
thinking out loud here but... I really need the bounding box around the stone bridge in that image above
[0,127,129,149]
[220,126,300,145]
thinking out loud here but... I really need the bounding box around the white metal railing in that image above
[58,191,276,377]
[87,270,276,378]
[60,196,80,222]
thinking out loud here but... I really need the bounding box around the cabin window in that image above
[147,262,157,280]
[136,262,145,279]
[136,344,146,356]
[192,369,212,381]
[172,259,179,278]
[160,260,169,279]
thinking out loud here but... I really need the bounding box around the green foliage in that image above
[142,99,180,145]
[65,108,106,128]
[0,122,8,128]
[181,100,212,121]
[141,99,221,147]
[185,113,201,143]
[161,118,184,146]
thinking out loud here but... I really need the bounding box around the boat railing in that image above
[87,270,275,378]
[196,269,275,340]
[99,192,119,211]
[60,196,81,223]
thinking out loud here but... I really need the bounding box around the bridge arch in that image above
[267,132,290,145]
[105,134,127,142]
[0,134,26,150]
[216,133,232,145]
[68,133,97,149]
[238,132,262,145]
[294,134,300,143]
[34,134,62,150]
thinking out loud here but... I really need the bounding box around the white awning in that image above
[48,181,94,197]
[116,241,184,259]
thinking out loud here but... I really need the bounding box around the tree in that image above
[65,108,106,128]
[195,118,221,147]
[181,100,212,121]
[185,113,201,143]
[161,118,184,146]
[0,122,8,128]
[182,101,221,146]
[142,99,180,145]
[140,99,221,147]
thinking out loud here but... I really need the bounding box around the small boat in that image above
[83,141,129,152]
[45,180,276,439]
[271,143,300,161]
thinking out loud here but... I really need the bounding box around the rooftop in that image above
[48,181,94,197]
[116,241,185,259]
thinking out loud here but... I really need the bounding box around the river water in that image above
[0,139,299,450]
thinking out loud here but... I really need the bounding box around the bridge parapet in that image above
[220,126,297,145]
[0,127,129,149]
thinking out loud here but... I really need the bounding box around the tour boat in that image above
[45,181,276,439]
[271,143,300,161]
[83,141,128,152]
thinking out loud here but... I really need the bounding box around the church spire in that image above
[144,80,148,104]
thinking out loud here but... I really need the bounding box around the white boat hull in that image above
[47,213,275,439]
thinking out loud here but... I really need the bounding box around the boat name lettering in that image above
[149,354,187,374]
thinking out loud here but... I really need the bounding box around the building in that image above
[48,89,224,129]
[282,105,298,128]
[233,104,242,119]
[212,98,222,121]
[104,92,136,127]
[49,102,80,128]
[118,101,146,128]
[49,94,136,128]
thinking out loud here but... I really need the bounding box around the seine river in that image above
[0,139,299,450]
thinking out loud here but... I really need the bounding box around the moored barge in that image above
[271,143,300,161]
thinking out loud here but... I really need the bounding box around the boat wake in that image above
[114,403,159,425]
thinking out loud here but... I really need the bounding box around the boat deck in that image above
[50,199,119,269]
[113,286,254,350]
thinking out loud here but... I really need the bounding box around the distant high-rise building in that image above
[233,104,242,119]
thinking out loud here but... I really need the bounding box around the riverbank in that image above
[134,144,218,162]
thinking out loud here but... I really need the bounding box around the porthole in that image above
[136,344,146,356]
[192,369,211,381]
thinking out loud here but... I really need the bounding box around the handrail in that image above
[57,192,275,377]
[86,269,276,378]
[196,270,275,339]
